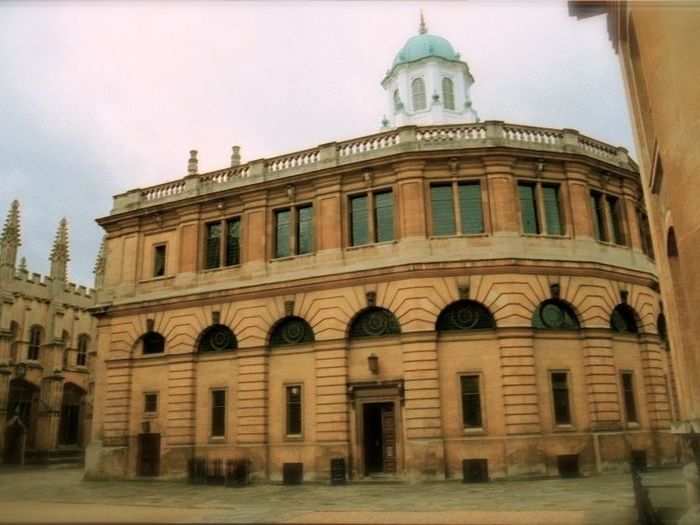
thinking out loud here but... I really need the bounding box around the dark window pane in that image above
[459,183,484,234]
[350,195,369,246]
[431,185,456,236]
[275,209,291,258]
[519,183,540,234]
[286,385,302,435]
[638,210,655,259]
[622,373,638,423]
[144,393,158,413]
[461,375,482,428]
[374,191,394,242]
[607,196,625,245]
[28,327,41,360]
[153,245,166,277]
[142,332,165,354]
[591,192,608,242]
[211,390,226,437]
[225,218,241,266]
[542,185,563,235]
[551,372,571,425]
[297,206,313,255]
[77,335,88,366]
[205,223,221,269]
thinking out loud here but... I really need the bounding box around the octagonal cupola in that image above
[381,14,479,128]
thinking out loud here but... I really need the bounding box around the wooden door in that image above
[381,404,396,473]
[138,433,160,477]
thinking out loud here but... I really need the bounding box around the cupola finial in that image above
[419,10,427,34]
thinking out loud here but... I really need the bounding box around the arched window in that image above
[77,334,90,366]
[393,89,402,111]
[610,304,639,334]
[349,307,401,339]
[442,77,455,110]
[270,316,314,347]
[436,300,494,331]
[412,78,426,111]
[142,332,165,354]
[28,326,42,360]
[533,300,580,330]
[198,324,237,353]
[9,321,19,363]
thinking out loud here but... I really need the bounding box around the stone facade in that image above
[0,202,97,464]
[88,121,676,481]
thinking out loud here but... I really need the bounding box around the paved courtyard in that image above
[0,467,687,524]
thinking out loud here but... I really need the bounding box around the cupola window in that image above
[393,89,402,112]
[412,78,426,111]
[442,77,455,110]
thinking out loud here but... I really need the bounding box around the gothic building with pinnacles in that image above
[0,200,97,465]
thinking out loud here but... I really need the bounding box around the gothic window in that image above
[610,304,639,334]
[349,307,401,339]
[62,330,71,369]
[533,300,580,330]
[9,321,19,363]
[442,77,455,110]
[198,324,237,353]
[28,325,42,360]
[142,331,165,354]
[270,317,314,347]
[77,334,89,366]
[412,77,426,111]
[436,300,495,331]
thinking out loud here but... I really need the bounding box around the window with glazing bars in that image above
[350,190,393,246]
[621,372,638,423]
[551,372,572,425]
[153,244,166,277]
[442,77,455,110]
[518,181,563,235]
[286,385,302,436]
[28,326,41,360]
[607,195,626,245]
[205,218,241,269]
[274,205,313,258]
[211,389,226,437]
[144,393,158,414]
[76,335,88,366]
[431,182,484,236]
[460,375,482,429]
[590,191,608,242]
[412,77,426,111]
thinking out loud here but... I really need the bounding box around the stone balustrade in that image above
[112,121,635,213]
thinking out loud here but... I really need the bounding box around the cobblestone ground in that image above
[0,467,686,524]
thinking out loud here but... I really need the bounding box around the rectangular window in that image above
[518,183,540,234]
[275,209,291,258]
[638,210,655,259]
[144,393,158,414]
[460,375,482,429]
[205,222,222,269]
[153,244,166,277]
[225,218,241,266]
[607,195,625,245]
[551,372,572,425]
[286,385,302,436]
[542,184,563,235]
[297,205,314,255]
[431,185,456,236]
[350,195,369,246]
[590,191,608,242]
[621,372,638,424]
[374,191,394,243]
[211,389,226,437]
[459,182,484,234]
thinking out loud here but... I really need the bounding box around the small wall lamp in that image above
[368,353,379,375]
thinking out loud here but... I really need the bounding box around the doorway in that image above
[59,383,85,446]
[362,402,395,475]
[137,433,161,477]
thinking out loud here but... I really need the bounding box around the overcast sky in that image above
[0,1,633,286]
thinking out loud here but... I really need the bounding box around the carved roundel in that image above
[270,317,314,347]
[436,301,494,332]
[449,303,480,329]
[280,319,307,344]
[533,300,579,330]
[199,325,237,352]
[350,308,401,338]
[541,303,566,329]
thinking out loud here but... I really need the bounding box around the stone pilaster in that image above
[36,372,64,451]
[401,332,445,479]
[639,334,672,430]
[564,161,594,239]
[582,329,621,430]
[482,155,519,235]
[314,340,349,478]
[394,160,427,241]
[0,365,11,453]
[498,328,541,434]
[236,347,268,476]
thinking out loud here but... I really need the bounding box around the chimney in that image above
[187,150,198,175]
[231,145,241,167]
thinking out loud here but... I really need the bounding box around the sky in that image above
[0,1,634,286]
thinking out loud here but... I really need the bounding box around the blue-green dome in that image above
[393,33,460,67]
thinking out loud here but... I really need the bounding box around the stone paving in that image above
[0,467,687,524]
